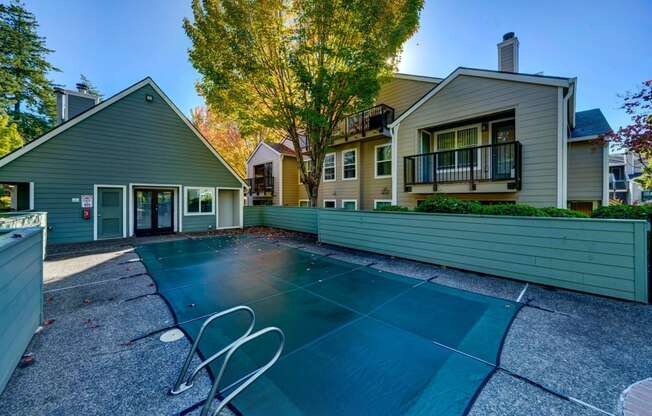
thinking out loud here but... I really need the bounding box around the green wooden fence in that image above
[0,228,44,393]
[244,206,318,234]
[243,207,649,303]
[0,212,48,257]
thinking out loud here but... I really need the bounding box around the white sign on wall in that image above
[81,195,93,208]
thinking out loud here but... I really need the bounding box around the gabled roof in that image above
[570,109,612,139]
[266,142,296,156]
[0,77,246,187]
[390,67,574,127]
[393,73,442,84]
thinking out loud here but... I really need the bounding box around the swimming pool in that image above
[137,235,521,415]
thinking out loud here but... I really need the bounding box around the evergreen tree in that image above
[79,74,103,99]
[0,0,59,140]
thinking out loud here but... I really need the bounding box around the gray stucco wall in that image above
[0,84,242,244]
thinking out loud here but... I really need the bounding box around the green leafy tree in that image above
[0,112,24,157]
[0,0,58,140]
[79,74,103,99]
[185,0,423,206]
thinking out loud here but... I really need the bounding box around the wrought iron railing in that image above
[247,176,274,196]
[335,104,394,138]
[404,141,522,191]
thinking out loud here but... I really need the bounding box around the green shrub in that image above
[481,203,546,217]
[541,207,589,218]
[591,204,652,220]
[414,195,591,218]
[374,204,410,212]
[414,195,482,214]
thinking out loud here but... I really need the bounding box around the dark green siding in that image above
[0,228,43,392]
[0,83,242,244]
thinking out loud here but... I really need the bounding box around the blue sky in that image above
[21,0,652,130]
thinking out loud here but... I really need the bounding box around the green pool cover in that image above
[137,235,521,415]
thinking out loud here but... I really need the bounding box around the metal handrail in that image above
[170,305,256,395]
[201,327,285,416]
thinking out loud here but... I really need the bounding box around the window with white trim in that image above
[299,159,313,184]
[375,144,391,178]
[374,200,392,209]
[342,200,357,210]
[185,187,214,215]
[435,125,479,170]
[323,154,335,182]
[323,199,336,208]
[342,149,357,180]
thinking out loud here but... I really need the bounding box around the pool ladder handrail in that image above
[201,326,285,416]
[170,305,256,395]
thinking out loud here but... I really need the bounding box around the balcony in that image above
[404,141,522,192]
[335,104,394,140]
[247,176,274,196]
[609,179,627,191]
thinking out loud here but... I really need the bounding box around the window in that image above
[323,199,336,208]
[342,149,357,180]
[374,200,392,209]
[375,144,392,178]
[299,200,309,207]
[342,200,357,210]
[299,159,313,184]
[185,187,214,215]
[323,154,335,182]
[435,125,479,170]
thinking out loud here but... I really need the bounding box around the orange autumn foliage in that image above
[191,106,259,178]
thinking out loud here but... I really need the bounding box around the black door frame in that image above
[491,119,516,180]
[133,188,175,236]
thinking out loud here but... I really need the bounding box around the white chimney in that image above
[497,32,519,73]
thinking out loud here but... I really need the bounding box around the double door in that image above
[134,189,174,236]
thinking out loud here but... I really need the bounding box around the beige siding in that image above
[567,141,605,202]
[360,138,392,209]
[246,144,280,205]
[397,75,561,208]
[376,78,436,116]
[317,142,361,208]
[282,157,308,206]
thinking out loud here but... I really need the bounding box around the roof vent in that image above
[497,32,519,73]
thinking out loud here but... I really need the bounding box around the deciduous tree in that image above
[601,80,652,190]
[191,106,259,178]
[0,112,24,157]
[0,0,58,140]
[185,0,423,206]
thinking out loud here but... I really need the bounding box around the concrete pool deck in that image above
[0,227,650,415]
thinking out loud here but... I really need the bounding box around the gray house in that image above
[0,78,245,244]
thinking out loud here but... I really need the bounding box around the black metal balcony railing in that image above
[609,179,627,191]
[247,176,274,196]
[404,141,522,191]
[336,104,395,138]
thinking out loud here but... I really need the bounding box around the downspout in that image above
[559,83,573,208]
[278,155,284,206]
[391,124,399,205]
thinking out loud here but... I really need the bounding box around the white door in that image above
[218,189,241,228]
